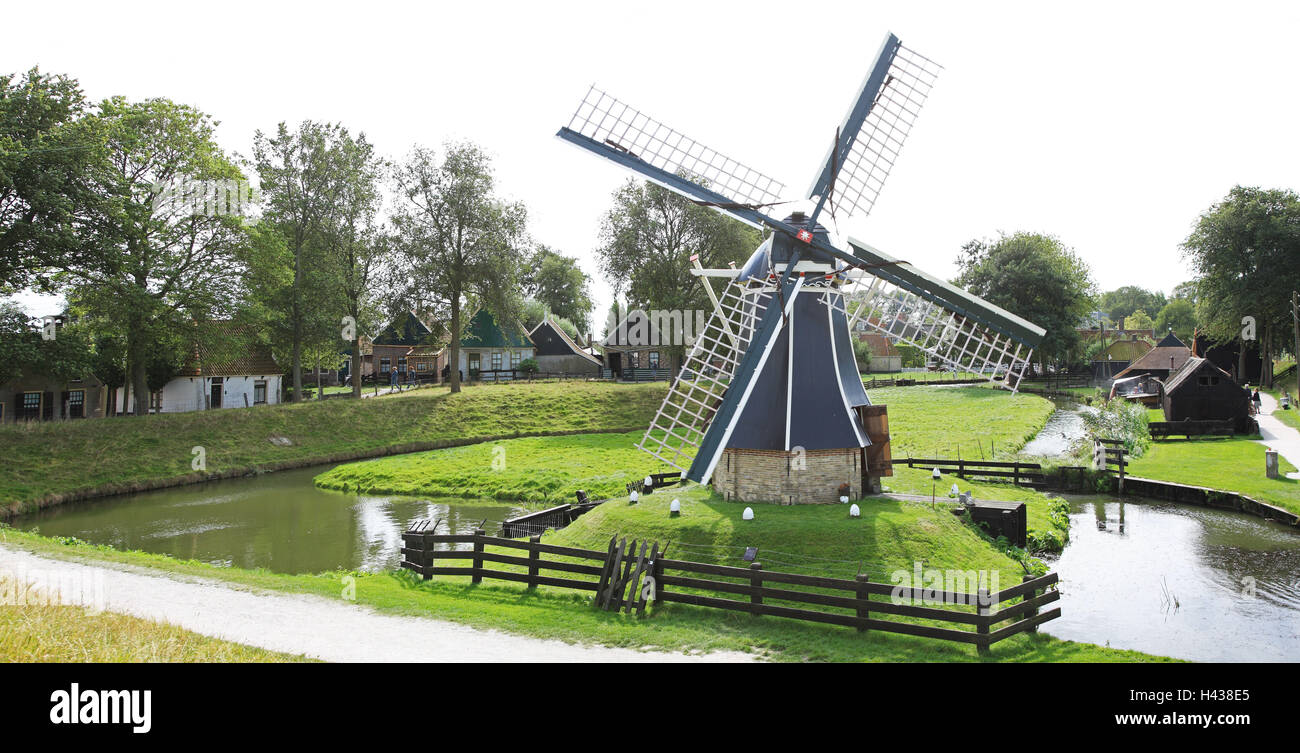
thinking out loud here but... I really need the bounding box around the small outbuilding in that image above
[528,317,601,375]
[1159,356,1252,431]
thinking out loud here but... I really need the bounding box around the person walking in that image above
[1252,386,1263,414]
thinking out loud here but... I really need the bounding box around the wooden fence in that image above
[1148,419,1238,438]
[400,528,1061,653]
[895,457,1046,487]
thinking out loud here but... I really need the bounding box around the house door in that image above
[210,379,223,409]
[43,391,54,420]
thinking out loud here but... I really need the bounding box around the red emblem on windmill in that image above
[796,228,813,243]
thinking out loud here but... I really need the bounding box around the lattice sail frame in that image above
[565,86,787,209]
[824,273,1035,390]
[637,277,776,472]
[812,42,943,222]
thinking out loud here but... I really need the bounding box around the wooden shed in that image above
[1159,357,1251,429]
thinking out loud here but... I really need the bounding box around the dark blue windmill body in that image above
[557,33,1046,503]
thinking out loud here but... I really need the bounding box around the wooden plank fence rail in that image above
[894,457,1046,487]
[1148,419,1237,439]
[400,527,1062,651]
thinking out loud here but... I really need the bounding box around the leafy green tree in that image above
[390,142,528,394]
[252,121,350,402]
[57,97,251,415]
[1154,298,1197,343]
[316,127,385,398]
[956,232,1096,369]
[1183,185,1300,385]
[0,69,107,294]
[595,179,759,367]
[1123,308,1154,330]
[522,245,594,331]
[1097,286,1167,326]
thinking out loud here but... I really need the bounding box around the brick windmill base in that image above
[710,406,892,505]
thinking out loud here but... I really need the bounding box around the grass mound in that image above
[548,485,1028,586]
[314,431,657,504]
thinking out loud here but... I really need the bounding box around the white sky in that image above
[6,0,1300,326]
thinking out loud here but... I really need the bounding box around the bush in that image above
[518,358,539,375]
[1080,398,1150,457]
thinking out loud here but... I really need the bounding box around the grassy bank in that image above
[314,431,653,504]
[1127,437,1300,516]
[0,382,666,516]
[0,572,308,662]
[0,525,1168,662]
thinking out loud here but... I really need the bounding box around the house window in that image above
[380,357,391,373]
[511,351,522,368]
[417,362,427,371]
[491,352,502,370]
[254,380,267,405]
[398,357,406,371]
[21,392,40,420]
[68,390,84,418]
[628,352,640,369]
[648,351,660,369]
[150,390,163,412]
[469,353,480,372]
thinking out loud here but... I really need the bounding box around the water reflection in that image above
[1044,497,1300,661]
[1020,403,1096,458]
[13,466,524,575]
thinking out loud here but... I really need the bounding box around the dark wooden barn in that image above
[1159,357,1252,431]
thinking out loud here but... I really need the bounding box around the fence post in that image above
[528,535,541,588]
[958,458,965,480]
[976,586,991,655]
[472,528,485,585]
[1022,574,1039,633]
[1012,463,1020,486]
[855,574,871,632]
[422,530,434,581]
[749,562,763,616]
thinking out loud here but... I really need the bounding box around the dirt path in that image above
[0,546,752,663]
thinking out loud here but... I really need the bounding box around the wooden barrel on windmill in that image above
[858,405,892,477]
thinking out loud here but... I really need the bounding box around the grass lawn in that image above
[0,381,666,515]
[0,524,1168,662]
[0,573,309,662]
[314,431,655,504]
[1126,436,1300,516]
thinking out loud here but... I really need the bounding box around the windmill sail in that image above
[831,238,1045,388]
[637,274,778,471]
[560,85,786,220]
[807,34,943,223]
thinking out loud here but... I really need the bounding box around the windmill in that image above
[558,32,1046,502]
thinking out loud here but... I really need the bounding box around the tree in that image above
[316,127,386,398]
[1097,286,1167,327]
[252,121,349,402]
[0,68,107,294]
[522,245,594,331]
[57,97,251,415]
[956,232,1096,368]
[595,179,759,367]
[1154,298,1197,343]
[1123,308,1154,330]
[1182,185,1300,386]
[390,142,527,394]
